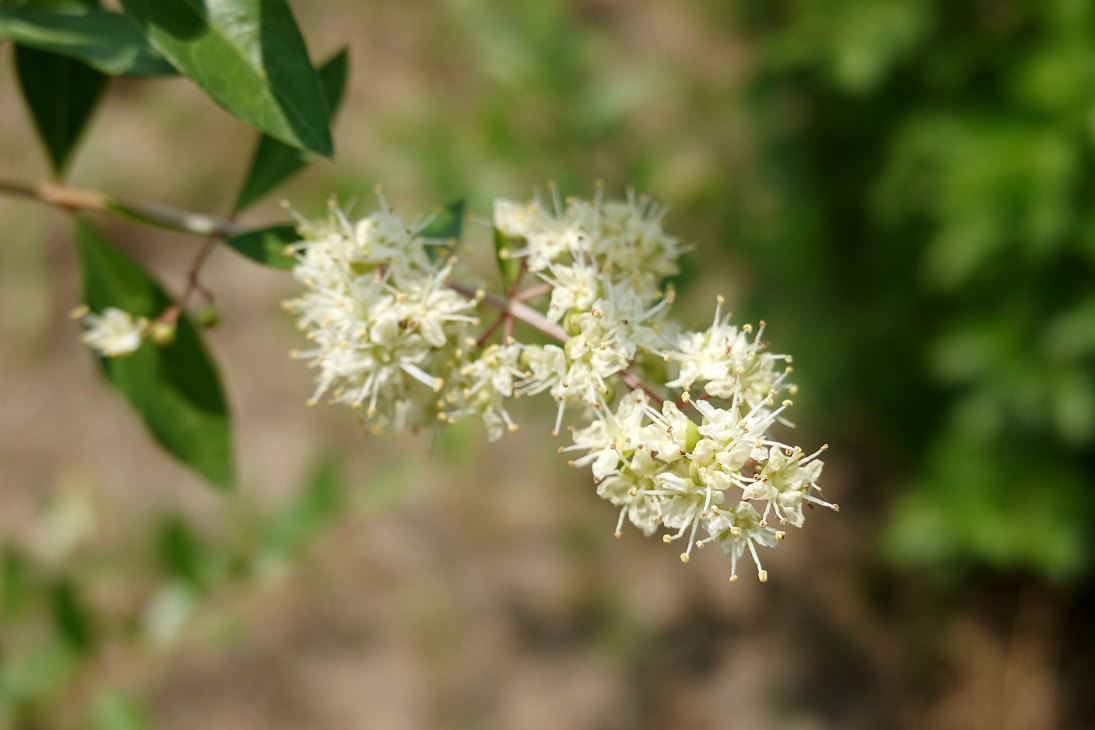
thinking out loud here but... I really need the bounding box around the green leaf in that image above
[1,547,31,618]
[158,516,209,589]
[262,458,342,557]
[418,199,466,242]
[0,638,78,703]
[51,580,94,653]
[119,0,333,156]
[76,221,235,489]
[234,48,349,213]
[90,690,153,730]
[223,223,298,269]
[15,46,105,174]
[492,227,522,289]
[0,6,175,75]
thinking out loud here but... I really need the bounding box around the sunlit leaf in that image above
[234,48,349,213]
[0,5,175,75]
[119,0,333,156]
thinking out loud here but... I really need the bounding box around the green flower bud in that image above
[195,306,221,329]
[148,321,177,346]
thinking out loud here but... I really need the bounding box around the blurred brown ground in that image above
[0,1,1077,728]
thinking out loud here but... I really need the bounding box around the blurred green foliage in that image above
[732,0,1095,579]
[0,458,373,728]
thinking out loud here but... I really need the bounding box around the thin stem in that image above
[620,370,665,407]
[151,239,219,328]
[448,281,569,342]
[0,178,108,212]
[514,282,552,302]
[475,312,509,348]
[184,240,218,303]
[0,177,245,238]
[449,281,666,406]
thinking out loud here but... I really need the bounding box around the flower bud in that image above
[195,305,221,329]
[148,321,177,347]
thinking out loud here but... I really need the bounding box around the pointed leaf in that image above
[76,221,235,489]
[15,46,106,174]
[224,223,298,269]
[234,48,349,213]
[0,6,175,76]
[418,199,466,242]
[158,515,210,589]
[119,0,333,156]
[51,580,95,654]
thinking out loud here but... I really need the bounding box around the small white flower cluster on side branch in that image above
[285,186,837,584]
[73,306,147,358]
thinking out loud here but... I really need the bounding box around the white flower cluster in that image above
[287,187,837,583]
[73,306,146,358]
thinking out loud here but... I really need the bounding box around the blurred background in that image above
[2,0,1095,727]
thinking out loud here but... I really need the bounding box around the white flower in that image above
[636,399,693,465]
[444,342,526,441]
[284,188,836,585]
[744,444,831,528]
[563,391,649,481]
[597,470,663,537]
[542,261,602,322]
[667,296,790,407]
[78,307,145,358]
[287,204,476,432]
[708,501,780,583]
[493,199,539,239]
[585,193,686,294]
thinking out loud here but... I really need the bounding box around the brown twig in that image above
[0,177,245,238]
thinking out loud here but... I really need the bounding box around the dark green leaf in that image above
[234,48,349,213]
[492,227,522,289]
[263,458,342,557]
[158,516,208,589]
[224,223,298,269]
[119,0,333,156]
[15,46,105,174]
[418,199,466,242]
[0,6,175,75]
[51,580,94,653]
[76,221,235,489]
